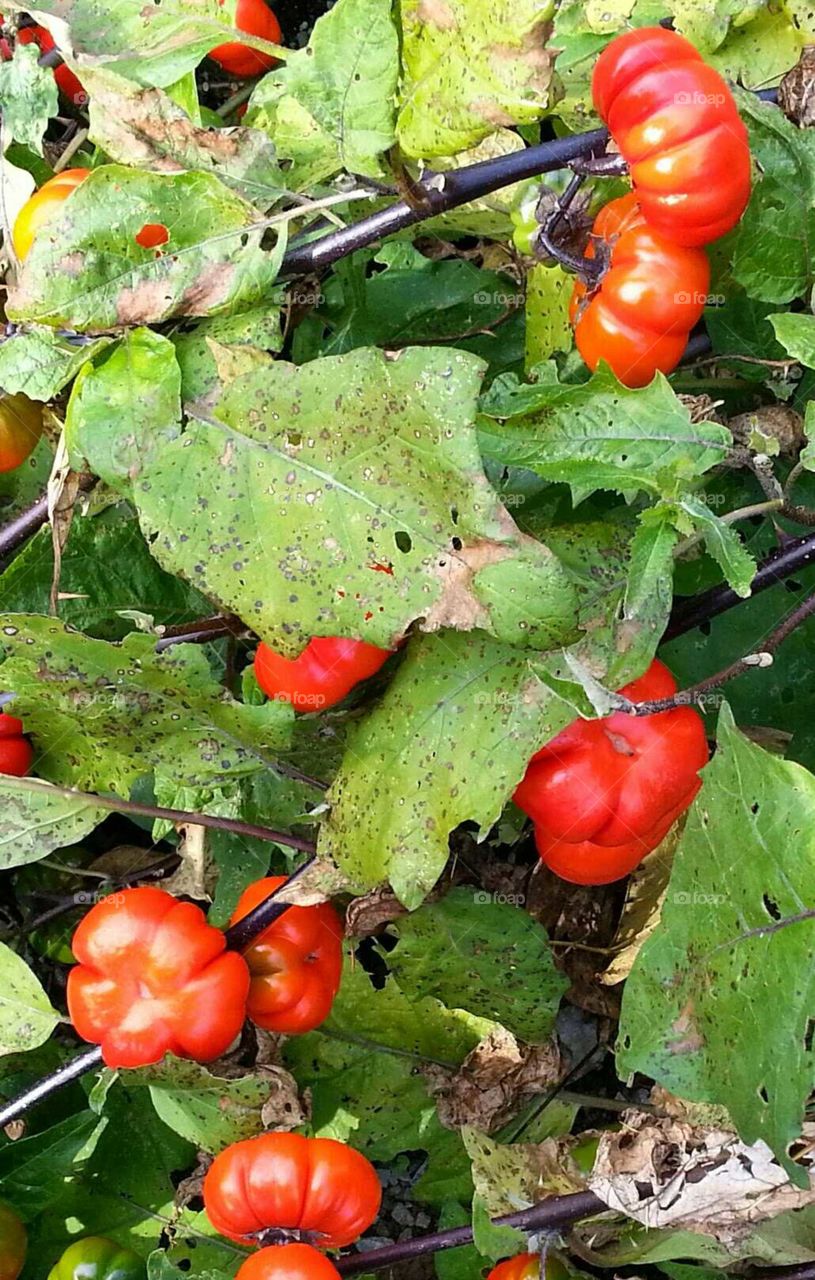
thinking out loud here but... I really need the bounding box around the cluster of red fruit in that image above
[569,27,752,387]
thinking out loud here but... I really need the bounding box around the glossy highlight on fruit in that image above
[0,392,45,473]
[488,1253,572,1280]
[67,886,250,1068]
[593,26,751,246]
[11,167,90,260]
[254,637,392,711]
[209,0,282,77]
[570,192,709,386]
[236,1244,341,1280]
[0,712,33,777]
[230,876,343,1034]
[515,659,708,884]
[46,1236,144,1280]
[204,1132,382,1248]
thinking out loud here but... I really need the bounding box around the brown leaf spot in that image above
[422,540,513,633]
[425,1027,562,1133]
[416,0,457,29]
[178,263,236,316]
[116,277,178,326]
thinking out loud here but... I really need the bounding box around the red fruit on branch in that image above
[569,192,710,386]
[488,1252,571,1280]
[11,168,90,260]
[254,637,392,712]
[515,659,708,884]
[230,876,343,1034]
[66,887,250,1069]
[0,713,33,777]
[17,24,85,104]
[203,1132,382,1248]
[236,1244,341,1280]
[592,26,751,246]
[0,392,45,474]
[209,0,282,77]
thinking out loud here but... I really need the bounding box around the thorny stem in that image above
[281,128,610,275]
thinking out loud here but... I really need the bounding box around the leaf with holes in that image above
[388,887,567,1042]
[121,343,578,655]
[0,943,60,1054]
[7,165,285,332]
[247,0,399,188]
[618,703,815,1185]
[319,630,576,907]
[0,615,291,795]
[0,775,109,869]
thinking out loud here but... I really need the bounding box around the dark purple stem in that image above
[335,1191,604,1275]
[0,493,48,560]
[666,531,815,640]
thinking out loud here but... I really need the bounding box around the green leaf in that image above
[673,497,757,598]
[25,0,282,89]
[0,327,111,401]
[389,887,567,1043]
[84,66,285,206]
[66,329,182,488]
[435,1201,483,1280]
[396,0,556,158]
[0,503,212,640]
[478,365,730,502]
[7,165,286,331]
[319,631,575,907]
[544,515,664,687]
[524,263,573,371]
[623,509,680,650]
[0,433,53,523]
[771,312,815,367]
[133,1058,297,1153]
[120,344,577,654]
[291,248,523,361]
[0,943,60,1054]
[0,776,109,870]
[19,1085,208,1271]
[247,0,398,187]
[284,962,483,1200]
[0,43,58,154]
[732,92,815,305]
[0,616,291,795]
[173,306,283,401]
[618,704,815,1185]
[472,1193,527,1262]
[0,1111,102,1219]
[707,7,804,91]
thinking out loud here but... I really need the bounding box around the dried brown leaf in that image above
[424,1026,563,1133]
[589,1111,815,1244]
